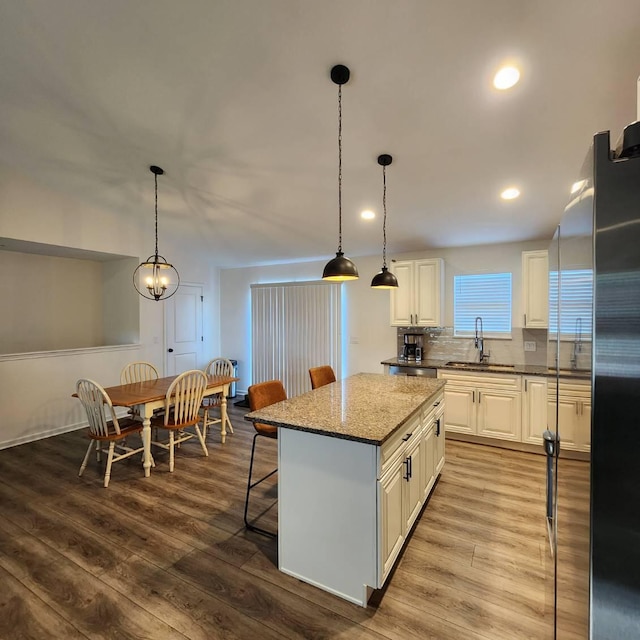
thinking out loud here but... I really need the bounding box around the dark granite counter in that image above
[244,372,446,445]
[381,357,590,379]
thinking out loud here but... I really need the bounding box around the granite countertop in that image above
[381,357,590,379]
[244,372,446,445]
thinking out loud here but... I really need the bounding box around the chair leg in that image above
[78,440,94,477]
[103,441,116,488]
[194,425,208,457]
[169,431,175,473]
[243,433,277,538]
[202,408,209,439]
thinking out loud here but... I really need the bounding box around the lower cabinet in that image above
[439,371,522,442]
[547,380,591,452]
[378,391,444,585]
[439,370,590,454]
[522,376,549,445]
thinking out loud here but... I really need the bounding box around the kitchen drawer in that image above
[380,410,422,476]
[439,370,522,391]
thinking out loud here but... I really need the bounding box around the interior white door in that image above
[165,284,204,375]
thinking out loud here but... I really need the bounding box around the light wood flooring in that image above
[0,402,589,639]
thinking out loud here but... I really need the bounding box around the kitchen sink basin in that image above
[445,361,516,372]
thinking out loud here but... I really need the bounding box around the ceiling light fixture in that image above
[133,165,180,301]
[361,209,376,220]
[493,66,520,90]
[501,186,520,200]
[322,64,359,282]
[371,154,398,289]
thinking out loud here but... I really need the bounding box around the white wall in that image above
[0,164,221,448]
[220,239,550,395]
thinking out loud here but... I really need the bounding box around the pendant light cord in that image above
[337,83,343,254]
[154,171,159,259]
[382,165,387,268]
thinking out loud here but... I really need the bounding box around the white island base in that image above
[276,386,445,607]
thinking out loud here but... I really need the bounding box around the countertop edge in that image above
[381,358,590,379]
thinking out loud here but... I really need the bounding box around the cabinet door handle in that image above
[433,401,440,407]
[525,379,528,392]
[524,313,527,326]
[472,391,475,403]
[402,432,413,442]
[478,391,482,403]
[436,418,441,437]
[408,455,412,479]
[403,458,410,481]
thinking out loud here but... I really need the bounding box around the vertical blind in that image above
[251,281,341,398]
[453,272,512,336]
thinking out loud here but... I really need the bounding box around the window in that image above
[548,269,593,339]
[454,273,512,337]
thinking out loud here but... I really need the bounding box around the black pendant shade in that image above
[133,166,180,301]
[371,266,398,289]
[322,64,358,282]
[371,154,398,289]
[323,251,359,281]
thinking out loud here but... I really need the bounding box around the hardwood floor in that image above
[0,402,588,639]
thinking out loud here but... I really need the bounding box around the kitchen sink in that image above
[445,361,516,372]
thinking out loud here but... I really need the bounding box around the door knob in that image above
[168,348,174,352]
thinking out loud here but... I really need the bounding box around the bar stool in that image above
[309,365,336,389]
[244,379,286,538]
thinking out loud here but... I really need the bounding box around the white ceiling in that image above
[1,0,639,268]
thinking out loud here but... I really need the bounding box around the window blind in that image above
[250,281,341,398]
[549,269,593,338]
[454,272,512,336]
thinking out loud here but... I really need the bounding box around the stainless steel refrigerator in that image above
[546,120,640,638]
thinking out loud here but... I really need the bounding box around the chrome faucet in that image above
[475,316,490,363]
[571,317,583,370]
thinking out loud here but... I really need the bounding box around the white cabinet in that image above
[439,371,522,442]
[522,250,549,328]
[522,376,549,445]
[378,391,444,584]
[547,380,591,452]
[390,258,443,326]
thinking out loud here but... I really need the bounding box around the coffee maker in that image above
[401,333,423,362]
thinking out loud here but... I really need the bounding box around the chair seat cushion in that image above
[255,422,278,438]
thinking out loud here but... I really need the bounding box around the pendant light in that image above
[371,154,399,289]
[322,64,359,281]
[133,165,180,301]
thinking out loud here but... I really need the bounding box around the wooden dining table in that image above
[101,373,238,477]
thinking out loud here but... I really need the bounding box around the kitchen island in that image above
[245,372,445,607]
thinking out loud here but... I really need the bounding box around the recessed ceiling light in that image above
[501,187,520,200]
[361,209,375,220]
[493,66,520,90]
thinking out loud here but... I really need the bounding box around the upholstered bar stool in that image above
[244,379,286,537]
[309,365,336,390]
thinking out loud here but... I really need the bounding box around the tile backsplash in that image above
[395,327,590,368]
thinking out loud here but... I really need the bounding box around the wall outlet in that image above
[524,341,537,352]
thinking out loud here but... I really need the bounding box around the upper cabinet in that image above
[522,250,548,328]
[390,259,443,327]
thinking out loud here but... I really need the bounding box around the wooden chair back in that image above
[247,380,286,438]
[309,365,336,390]
[163,369,207,427]
[76,378,123,438]
[121,361,159,384]
[204,357,234,377]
